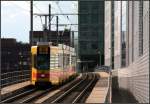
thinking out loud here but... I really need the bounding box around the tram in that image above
[31,42,77,86]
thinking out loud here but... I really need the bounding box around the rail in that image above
[1,70,30,88]
[72,73,96,103]
[51,74,88,103]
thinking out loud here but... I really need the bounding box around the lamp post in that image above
[97,50,101,66]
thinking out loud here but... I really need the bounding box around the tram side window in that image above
[63,54,66,69]
[64,54,67,69]
[58,54,63,68]
[64,54,69,68]
[71,56,76,65]
[67,54,70,66]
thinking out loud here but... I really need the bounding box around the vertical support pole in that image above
[56,16,59,44]
[30,0,33,45]
[49,4,51,42]
[44,15,47,42]
[45,16,47,30]
[100,52,101,66]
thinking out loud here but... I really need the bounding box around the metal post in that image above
[62,45,64,79]
[56,16,59,44]
[49,4,51,42]
[45,16,47,30]
[49,4,51,31]
[100,52,101,66]
[30,0,33,45]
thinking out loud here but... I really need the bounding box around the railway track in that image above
[1,73,98,103]
[0,74,82,103]
[14,87,55,103]
[1,86,37,103]
[43,73,99,103]
[1,85,34,101]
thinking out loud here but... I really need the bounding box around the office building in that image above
[104,1,115,69]
[1,38,31,73]
[78,0,105,71]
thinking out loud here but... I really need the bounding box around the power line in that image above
[55,2,73,24]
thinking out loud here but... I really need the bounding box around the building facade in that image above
[30,30,74,47]
[1,38,31,73]
[105,1,126,69]
[122,1,149,102]
[105,1,149,103]
[104,1,115,69]
[78,0,104,71]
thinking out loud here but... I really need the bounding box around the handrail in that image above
[1,74,30,80]
[1,70,30,76]
[105,71,112,103]
[1,70,31,88]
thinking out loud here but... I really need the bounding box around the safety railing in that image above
[1,70,31,88]
[105,71,112,103]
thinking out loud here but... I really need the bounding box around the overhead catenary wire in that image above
[33,1,77,29]
[27,1,77,31]
[55,1,73,24]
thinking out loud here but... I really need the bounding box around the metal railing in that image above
[105,71,112,103]
[1,70,31,88]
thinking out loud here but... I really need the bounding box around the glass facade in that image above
[111,1,115,69]
[78,1,104,71]
[121,1,126,67]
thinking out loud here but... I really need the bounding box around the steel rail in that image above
[18,87,54,103]
[51,73,88,103]
[13,75,81,103]
[72,73,96,103]
[1,88,36,103]
[1,85,33,101]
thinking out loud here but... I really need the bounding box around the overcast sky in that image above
[1,1,78,43]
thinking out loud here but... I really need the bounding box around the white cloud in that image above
[2,2,11,7]
[12,1,30,12]
[9,13,18,19]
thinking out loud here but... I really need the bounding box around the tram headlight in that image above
[41,74,45,77]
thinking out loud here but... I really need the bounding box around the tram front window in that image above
[37,54,49,70]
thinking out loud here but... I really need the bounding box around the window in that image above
[80,15,89,24]
[91,14,99,23]
[58,54,63,68]
[80,5,88,13]
[139,1,143,56]
[80,41,87,50]
[50,54,58,69]
[80,26,88,32]
[92,6,99,14]
[37,54,49,70]
[132,1,134,62]
[91,43,98,49]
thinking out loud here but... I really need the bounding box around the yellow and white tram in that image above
[31,42,77,86]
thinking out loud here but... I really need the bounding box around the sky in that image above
[1,1,78,43]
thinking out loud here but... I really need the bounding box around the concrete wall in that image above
[114,1,121,69]
[112,51,149,103]
[104,1,111,66]
[112,1,149,103]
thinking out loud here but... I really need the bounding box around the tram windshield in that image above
[37,54,49,70]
